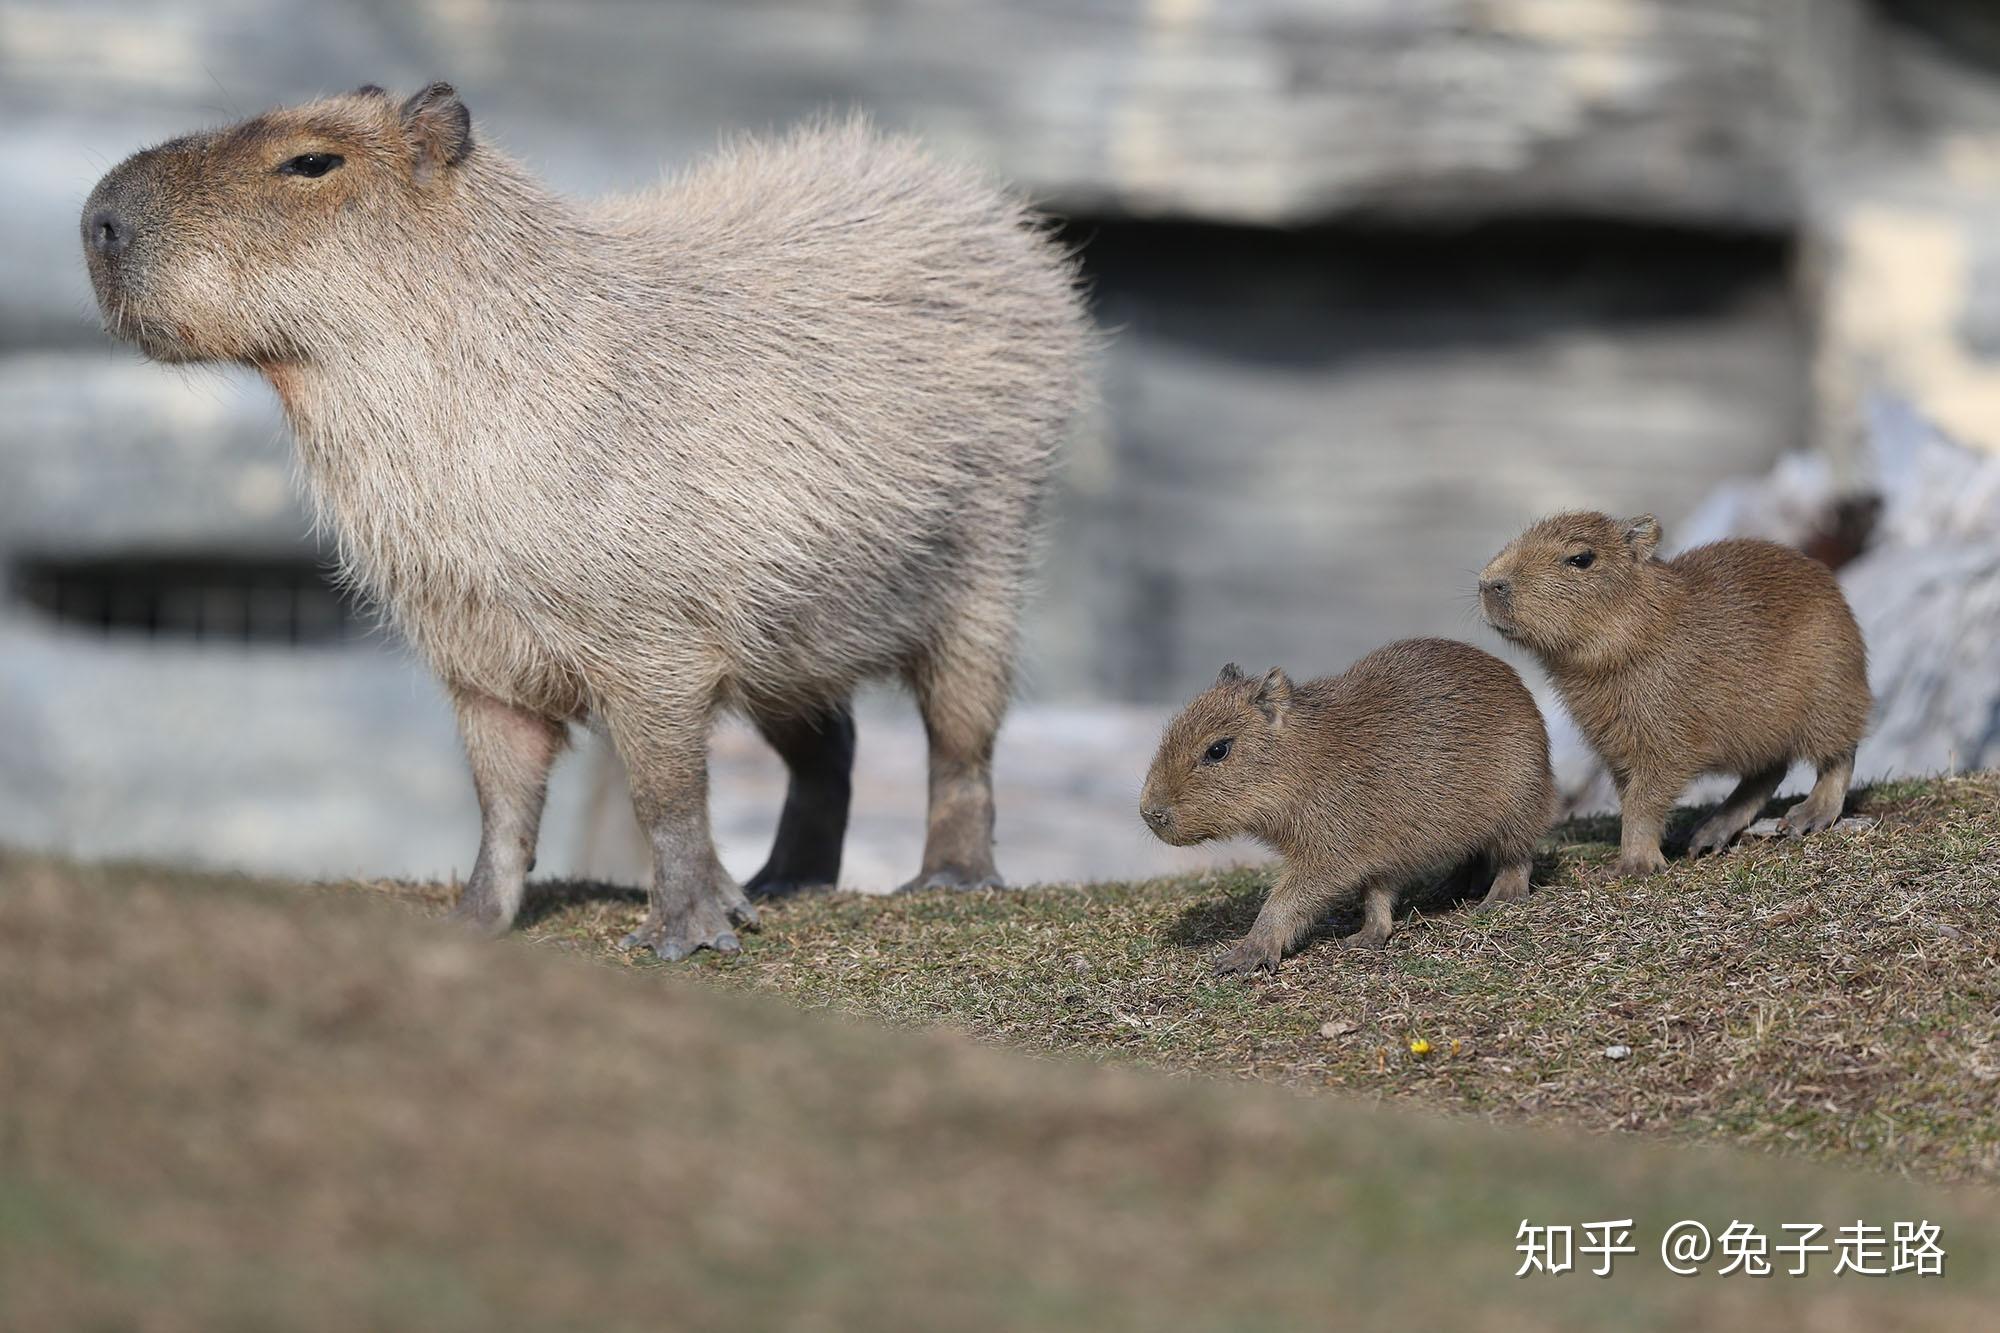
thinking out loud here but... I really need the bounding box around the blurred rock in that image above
[1555,396,2000,817]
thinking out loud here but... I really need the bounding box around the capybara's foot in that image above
[1616,846,1668,877]
[621,886,759,961]
[1340,925,1391,951]
[1687,812,1743,858]
[1214,935,1282,977]
[445,887,513,937]
[897,864,1005,894]
[1779,794,1841,837]
[620,905,745,962]
[1474,860,1532,912]
[744,868,836,901]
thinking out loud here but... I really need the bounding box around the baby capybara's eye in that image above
[1565,550,1596,570]
[1201,738,1234,765]
[277,153,345,178]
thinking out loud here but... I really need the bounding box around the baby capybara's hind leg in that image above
[607,692,759,960]
[1781,749,1855,837]
[1475,858,1532,912]
[446,688,565,935]
[900,620,1011,893]
[745,701,856,898]
[1689,761,1787,857]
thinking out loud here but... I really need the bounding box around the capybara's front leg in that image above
[608,694,758,961]
[446,687,566,935]
[1216,868,1351,976]
[1613,768,1685,876]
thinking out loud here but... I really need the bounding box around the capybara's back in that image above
[561,120,1091,705]
[80,86,1092,958]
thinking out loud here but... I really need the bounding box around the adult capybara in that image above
[1479,512,1872,876]
[1140,640,1556,975]
[81,84,1092,958]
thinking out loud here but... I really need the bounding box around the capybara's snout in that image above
[80,156,155,292]
[1477,576,1515,633]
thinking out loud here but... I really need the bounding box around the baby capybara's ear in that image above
[1623,514,1662,560]
[401,81,474,180]
[1253,667,1292,722]
[1215,662,1247,687]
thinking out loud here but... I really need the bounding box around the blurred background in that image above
[4,0,1999,889]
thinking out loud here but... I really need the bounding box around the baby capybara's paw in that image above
[1214,935,1282,977]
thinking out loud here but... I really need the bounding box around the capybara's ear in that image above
[1215,662,1247,687]
[401,81,474,181]
[1623,514,1662,559]
[1253,667,1292,722]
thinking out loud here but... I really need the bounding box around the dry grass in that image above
[485,773,2000,1182]
[4,840,1999,1330]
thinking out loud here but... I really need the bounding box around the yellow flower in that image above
[1409,1038,1432,1057]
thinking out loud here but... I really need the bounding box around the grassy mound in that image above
[501,774,2000,1182]
[3,775,1996,1328]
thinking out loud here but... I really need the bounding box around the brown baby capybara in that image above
[1479,512,1872,876]
[80,84,1092,958]
[1140,639,1556,975]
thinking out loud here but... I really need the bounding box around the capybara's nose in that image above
[87,209,129,259]
[1480,577,1512,603]
[1141,805,1172,831]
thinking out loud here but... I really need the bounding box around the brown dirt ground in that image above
[3,776,1997,1328]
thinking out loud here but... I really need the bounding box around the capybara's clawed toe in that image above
[445,894,513,938]
[744,873,834,902]
[897,865,1005,894]
[620,912,744,962]
[1340,927,1390,951]
[1687,817,1736,858]
[1779,798,1839,838]
[1616,847,1668,877]
[1214,938,1280,977]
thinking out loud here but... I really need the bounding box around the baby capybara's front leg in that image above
[1216,868,1356,976]
[446,688,566,935]
[1613,766,1689,876]
[607,695,759,960]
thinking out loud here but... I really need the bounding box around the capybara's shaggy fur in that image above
[1140,640,1556,975]
[81,84,1092,957]
[1479,512,1872,875]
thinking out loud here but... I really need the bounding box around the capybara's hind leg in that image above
[745,700,855,898]
[1781,749,1855,837]
[446,688,565,935]
[1689,761,1786,857]
[1342,883,1397,951]
[900,620,1011,893]
[608,694,759,960]
[1475,858,1532,912]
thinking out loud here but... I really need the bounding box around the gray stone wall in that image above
[5,0,1973,887]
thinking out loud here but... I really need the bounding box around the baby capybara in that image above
[1140,639,1556,975]
[80,86,1091,960]
[1479,512,1871,875]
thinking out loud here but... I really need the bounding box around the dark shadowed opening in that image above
[10,553,360,646]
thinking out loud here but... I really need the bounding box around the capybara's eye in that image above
[277,153,345,178]
[1201,738,1234,765]
[1565,550,1596,570]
